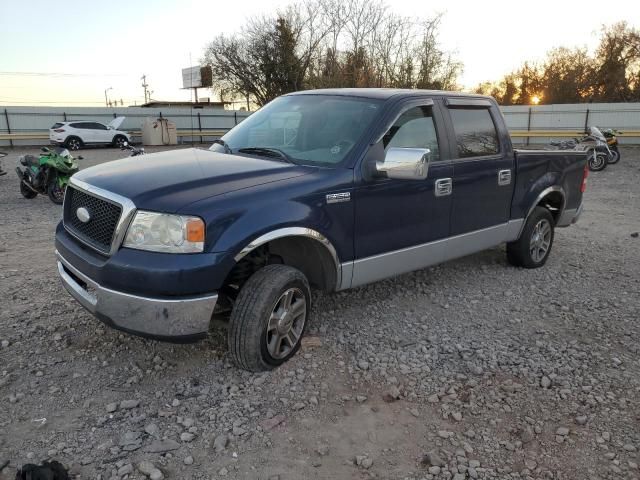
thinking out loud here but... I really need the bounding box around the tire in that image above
[588,152,607,172]
[20,181,37,199]
[228,264,311,372]
[507,206,555,269]
[65,137,82,151]
[607,148,620,164]
[113,135,127,148]
[47,180,65,204]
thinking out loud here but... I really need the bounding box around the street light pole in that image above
[104,87,113,107]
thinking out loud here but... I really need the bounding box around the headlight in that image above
[123,211,205,253]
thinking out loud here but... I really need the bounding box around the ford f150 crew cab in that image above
[55,89,588,371]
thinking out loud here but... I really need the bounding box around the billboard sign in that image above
[182,66,213,89]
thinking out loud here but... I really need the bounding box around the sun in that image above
[531,95,541,105]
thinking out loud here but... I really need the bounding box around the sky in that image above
[1,0,638,107]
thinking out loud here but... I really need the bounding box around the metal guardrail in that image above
[510,130,640,138]
[1,129,639,142]
[0,130,229,141]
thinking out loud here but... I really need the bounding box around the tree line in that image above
[204,5,640,107]
[474,23,640,105]
[203,0,462,107]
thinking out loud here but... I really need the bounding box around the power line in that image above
[0,71,128,78]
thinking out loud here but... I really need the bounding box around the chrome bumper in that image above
[557,203,583,227]
[56,251,217,340]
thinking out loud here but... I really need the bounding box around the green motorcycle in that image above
[16,147,80,204]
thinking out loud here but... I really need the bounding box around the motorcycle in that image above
[599,127,621,164]
[0,152,7,176]
[16,147,80,204]
[547,126,610,172]
[121,141,144,156]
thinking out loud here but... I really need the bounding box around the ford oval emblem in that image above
[76,207,91,223]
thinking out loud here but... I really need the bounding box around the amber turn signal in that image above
[186,218,205,242]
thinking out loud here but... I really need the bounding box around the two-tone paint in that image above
[55,88,587,340]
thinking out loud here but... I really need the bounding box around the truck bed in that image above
[512,149,587,220]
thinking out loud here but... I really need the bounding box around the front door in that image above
[351,102,453,287]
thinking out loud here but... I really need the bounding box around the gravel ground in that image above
[1,146,639,480]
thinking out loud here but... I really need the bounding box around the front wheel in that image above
[47,180,65,204]
[113,135,127,148]
[507,207,555,268]
[607,147,620,164]
[588,152,608,171]
[228,264,310,372]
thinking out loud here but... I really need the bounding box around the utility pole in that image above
[104,87,113,107]
[141,75,150,104]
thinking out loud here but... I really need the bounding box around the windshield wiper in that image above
[237,147,296,164]
[212,138,232,153]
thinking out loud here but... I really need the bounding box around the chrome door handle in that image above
[435,178,452,197]
[498,169,511,186]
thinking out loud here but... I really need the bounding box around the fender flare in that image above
[233,227,342,291]
[517,185,566,238]
[526,185,566,219]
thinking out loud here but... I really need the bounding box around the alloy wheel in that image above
[529,219,552,263]
[266,288,306,360]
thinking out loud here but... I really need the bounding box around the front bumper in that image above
[557,203,583,227]
[56,251,217,341]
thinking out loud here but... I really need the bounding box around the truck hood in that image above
[73,148,315,212]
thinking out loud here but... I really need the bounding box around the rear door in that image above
[68,122,91,142]
[444,99,515,235]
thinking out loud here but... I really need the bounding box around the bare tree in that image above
[203,0,462,106]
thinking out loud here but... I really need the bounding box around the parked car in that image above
[55,89,588,372]
[49,117,131,150]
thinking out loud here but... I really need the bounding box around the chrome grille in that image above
[63,186,122,254]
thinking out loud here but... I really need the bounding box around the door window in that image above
[449,108,499,158]
[383,106,440,161]
[90,123,108,130]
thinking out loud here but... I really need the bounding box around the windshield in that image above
[211,95,383,167]
[588,126,605,140]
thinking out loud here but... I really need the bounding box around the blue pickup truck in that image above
[55,89,587,371]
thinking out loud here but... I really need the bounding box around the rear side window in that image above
[69,122,85,129]
[51,123,64,129]
[383,106,440,161]
[449,108,499,158]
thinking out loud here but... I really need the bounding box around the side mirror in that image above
[376,147,431,180]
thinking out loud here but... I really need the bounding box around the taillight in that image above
[580,163,589,193]
[54,128,65,133]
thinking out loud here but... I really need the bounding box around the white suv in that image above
[49,117,132,150]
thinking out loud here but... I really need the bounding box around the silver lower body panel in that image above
[556,203,583,227]
[56,251,217,339]
[346,220,524,289]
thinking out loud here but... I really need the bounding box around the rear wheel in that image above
[507,207,555,268]
[65,137,82,151]
[47,180,65,204]
[228,264,310,372]
[20,181,37,199]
